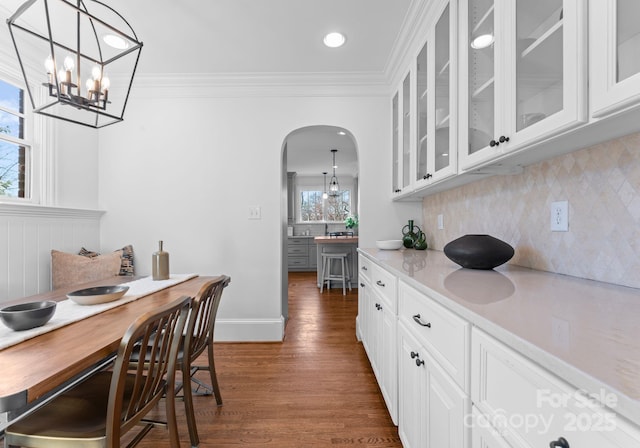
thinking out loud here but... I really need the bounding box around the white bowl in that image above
[376,240,403,250]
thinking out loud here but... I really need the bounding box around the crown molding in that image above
[130,71,391,98]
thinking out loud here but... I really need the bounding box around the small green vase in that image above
[402,219,422,248]
[414,231,428,250]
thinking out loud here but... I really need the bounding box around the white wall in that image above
[0,26,102,302]
[97,80,420,341]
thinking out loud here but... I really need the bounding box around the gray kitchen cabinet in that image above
[287,237,315,272]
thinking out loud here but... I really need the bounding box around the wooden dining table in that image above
[0,275,213,430]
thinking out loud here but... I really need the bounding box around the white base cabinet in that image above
[358,252,640,448]
[471,327,640,448]
[398,321,470,448]
[358,255,398,424]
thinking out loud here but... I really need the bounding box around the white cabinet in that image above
[458,0,587,170]
[414,0,459,189]
[471,327,640,448]
[357,255,398,424]
[398,321,469,448]
[590,0,640,117]
[392,73,413,196]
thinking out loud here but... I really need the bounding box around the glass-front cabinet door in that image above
[414,0,457,190]
[392,92,400,194]
[392,72,412,196]
[459,0,586,171]
[590,0,640,117]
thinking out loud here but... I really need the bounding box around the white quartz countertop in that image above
[358,247,640,425]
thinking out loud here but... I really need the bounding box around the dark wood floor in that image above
[133,271,401,447]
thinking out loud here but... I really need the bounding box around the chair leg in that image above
[182,362,200,448]
[207,342,223,406]
[165,373,183,448]
[320,256,326,293]
[341,257,346,295]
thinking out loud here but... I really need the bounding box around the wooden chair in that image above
[178,275,231,447]
[4,296,191,448]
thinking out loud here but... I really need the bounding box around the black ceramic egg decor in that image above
[443,234,514,269]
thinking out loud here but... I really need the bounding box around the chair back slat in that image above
[185,275,230,363]
[105,295,191,444]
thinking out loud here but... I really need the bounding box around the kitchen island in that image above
[314,235,358,289]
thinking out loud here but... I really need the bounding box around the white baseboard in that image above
[213,316,285,342]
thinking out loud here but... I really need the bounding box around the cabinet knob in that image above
[423,173,432,180]
[410,351,419,359]
[499,135,510,143]
[412,314,432,328]
[549,437,570,448]
[361,266,368,271]
[415,358,425,367]
[360,283,365,288]
[376,280,386,287]
[490,139,498,147]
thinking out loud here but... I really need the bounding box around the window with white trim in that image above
[0,78,30,199]
[298,181,351,223]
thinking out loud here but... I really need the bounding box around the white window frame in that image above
[0,58,52,205]
[296,176,353,224]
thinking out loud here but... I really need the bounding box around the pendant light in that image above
[7,0,143,128]
[322,172,328,199]
[328,149,340,197]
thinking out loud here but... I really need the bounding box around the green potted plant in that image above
[345,214,359,230]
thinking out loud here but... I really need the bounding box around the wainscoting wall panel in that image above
[0,205,103,303]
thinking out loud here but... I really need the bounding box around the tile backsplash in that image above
[422,131,640,289]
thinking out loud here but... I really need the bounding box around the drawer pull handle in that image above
[415,358,425,367]
[375,303,382,310]
[361,266,368,271]
[549,437,569,448]
[376,280,385,287]
[410,351,419,359]
[412,314,431,328]
[360,283,365,288]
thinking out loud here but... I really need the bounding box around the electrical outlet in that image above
[437,214,444,230]
[248,206,262,220]
[550,201,568,231]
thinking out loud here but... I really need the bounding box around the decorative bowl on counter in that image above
[0,300,57,331]
[67,285,129,305]
[443,234,514,270]
[376,240,403,250]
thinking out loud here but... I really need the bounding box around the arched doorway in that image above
[281,125,359,324]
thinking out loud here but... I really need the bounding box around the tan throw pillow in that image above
[51,250,123,290]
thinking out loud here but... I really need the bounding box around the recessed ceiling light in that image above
[103,34,129,50]
[470,34,494,49]
[323,32,346,48]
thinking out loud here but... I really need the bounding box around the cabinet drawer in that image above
[359,255,372,283]
[288,238,308,245]
[399,281,469,390]
[287,257,307,267]
[370,263,397,310]
[287,245,308,256]
[471,328,640,448]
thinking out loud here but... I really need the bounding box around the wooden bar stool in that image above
[320,252,352,295]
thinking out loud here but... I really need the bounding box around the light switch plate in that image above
[550,201,568,231]
[248,206,262,220]
[437,214,444,230]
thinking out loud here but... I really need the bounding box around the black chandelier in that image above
[7,0,143,128]
[328,149,340,197]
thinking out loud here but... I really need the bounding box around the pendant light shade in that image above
[322,172,328,199]
[7,0,143,128]
[328,149,340,197]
